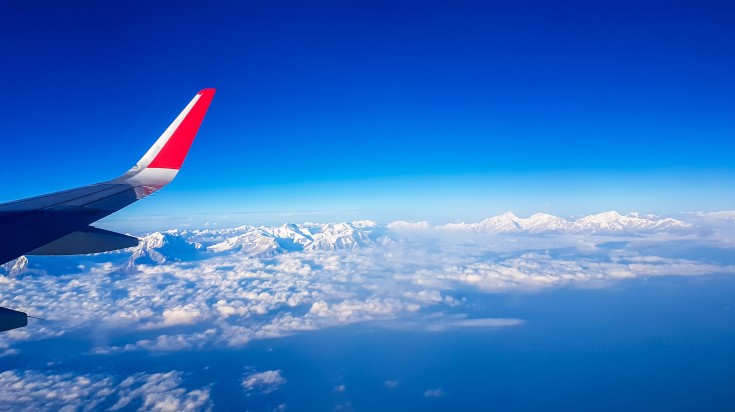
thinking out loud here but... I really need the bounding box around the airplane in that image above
[0,89,216,332]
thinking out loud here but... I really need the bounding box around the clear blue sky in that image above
[1,0,733,228]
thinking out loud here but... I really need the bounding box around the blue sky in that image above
[1,0,734,227]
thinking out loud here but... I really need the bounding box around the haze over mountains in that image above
[438,211,692,233]
[5,210,730,277]
[126,211,698,264]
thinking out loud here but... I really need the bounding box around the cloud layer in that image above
[0,213,733,409]
[1,214,734,354]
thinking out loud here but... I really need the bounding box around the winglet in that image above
[118,89,215,188]
[146,88,215,170]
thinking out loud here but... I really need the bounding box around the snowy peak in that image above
[571,211,690,233]
[440,211,691,234]
[1,256,29,277]
[127,231,202,269]
[79,210,703,272]
[521,213,573,232]
[209,230,282,256]
[306,222,370,251]
[475,212,523,233]
[208,222,374,254]
[440,211,544,234]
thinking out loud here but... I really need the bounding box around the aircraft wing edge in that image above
[27,226,139,255]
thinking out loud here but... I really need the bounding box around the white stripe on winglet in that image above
[122,167,179,188]
[125,92,203,174]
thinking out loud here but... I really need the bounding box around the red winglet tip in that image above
[198,88,216,96]
[146,90,215,170]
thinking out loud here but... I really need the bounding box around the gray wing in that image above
[0,88,215,266]
[0,88,215,333]
[0,182,140,264]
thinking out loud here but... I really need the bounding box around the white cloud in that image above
[387,220,431,231]
[242,370,286,394]
[162,305,206,326]
[333,401,354,411]
[110,371,211,411]
[93,329,218,354]
[0,370,113,411]
[0,370,211,412]
[379,313,524,332]
[424,388,444,398]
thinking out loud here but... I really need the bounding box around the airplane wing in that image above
[0,89,215,332]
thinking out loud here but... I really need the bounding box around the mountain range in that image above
[111,211,713,268]
[438,211,691,234]
[2,211,730,275]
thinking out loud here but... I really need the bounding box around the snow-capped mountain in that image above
[125,230,203,270]
[117,222,380,270]
[1,256,29,277]
[570,211,690,233]
[440,211,691,234]
[521,213,574,232]
[208,230,282,256]
[7,211,723,274]
[208,222,374,254]
[441,212,572,233]
[305,222,371,251]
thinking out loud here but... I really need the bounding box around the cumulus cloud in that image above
[161,305,206,326]
[0,341,19,358]
[92,329,217,354]
[110,371,211,411]
[242,370,287,394]
[0,369,211,412]
[0,370,113,411]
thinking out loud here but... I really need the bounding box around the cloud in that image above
[162,305,206,326]
[242,370,287,394]
[110,371,212,411]
[0,370,211,412]
[387,221,431,231]
[1,220,733,357]
[92,329,217,354]
[424,388,444,398]
[0,341,19,358]
[0,370,113,410]
[379,313,524,332]
[333,401,353,411]
[0,217,731,410]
